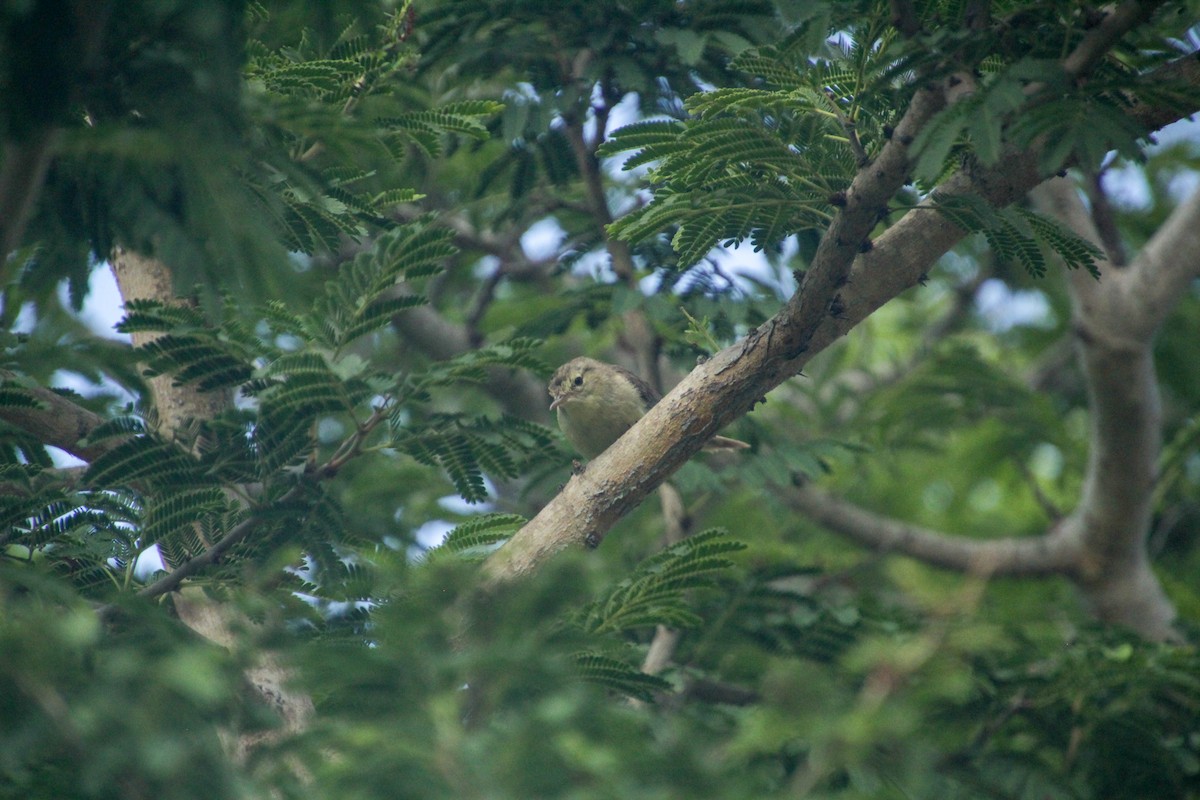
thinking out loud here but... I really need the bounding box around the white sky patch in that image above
[521,217,567,260]
[472,254,501,278]
[974,278,1054,332]
[133,544,166,579]
[1101,161,1153,210]
[1103,116,1200,209]
[586,86,642,149]
[437,482,496,514]
[67,265,129,341]
[413,519,454,549]
[47,445,86,469]
[11,300,36,333]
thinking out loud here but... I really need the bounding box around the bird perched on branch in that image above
[548,356,750,460]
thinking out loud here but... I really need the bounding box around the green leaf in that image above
[573,651,671,702]
[438,513,527,556]
[580,529,745,634]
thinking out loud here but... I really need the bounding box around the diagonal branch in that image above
[483,78,953,583]
[0,375,116,463]
[482,42,1199,585]
[1062,0,1166,79]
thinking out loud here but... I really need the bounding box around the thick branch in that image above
[483,47,1200,585]
[1062,0,1165,78]
[1033,178,1200,638]
[560,88,662,383]
[110,248,230,440]
[107,248,318,753]
[788,485,1080,576]
[483,80,952,583]
[1114,184,1200,337]
[0,131,62,264]
[0,375,114,462]
[391,304,551,421]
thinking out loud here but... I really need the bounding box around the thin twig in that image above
[889,0,921,37]
[95,402,394,621]
[1085,166,1128,266]
[825,88,869,166]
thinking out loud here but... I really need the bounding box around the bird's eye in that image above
[573,376,583,386]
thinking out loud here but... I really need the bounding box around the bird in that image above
[547,356,750,460]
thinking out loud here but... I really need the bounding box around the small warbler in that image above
[548,356,750,459]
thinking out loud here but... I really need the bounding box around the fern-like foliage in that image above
[953,631,1200,799]
[239,5,504,258]
[865,341,1067,455]
[310,223,454,350]
[600,17,912,267]
[716,565,881,663]
[929,194,1104,278]
[572,651,672,702]
[600,4,1191,280]
[437,513,527,556]
[578,529,746,634]
[7,213,556,595]
[392,410,554,504]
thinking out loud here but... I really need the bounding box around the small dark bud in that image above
[828,191,848,207]
[883,125,894,140]
[584,532,600,550]
[917,272,929,286]
[1057,169,1068,178]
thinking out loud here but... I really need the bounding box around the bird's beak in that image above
[549,394,563,411]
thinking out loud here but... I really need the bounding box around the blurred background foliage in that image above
[2,0,1200,797]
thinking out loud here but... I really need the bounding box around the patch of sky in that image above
[974,279,1054,333]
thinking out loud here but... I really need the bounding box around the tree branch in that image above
[1033,177,1200,638]
[482,42,1200,585]
[787,485,1080,576]
[390,304,551,421]
[559,85,663,384]
[483,79,953,583]
[1062,0,1166,79]
[640,483,690,678]
[0,131,62,267]
[0,374,115,462]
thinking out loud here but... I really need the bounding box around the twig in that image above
[1085,166,1128,266]
[1063,0,1165,79]
[0,372,117,462]
[95,402,393,620]
[889,0,921,38]
[1015,459,1063,521]
[465,264,507,346]
[639,483,691,678]
[825,88,869,166]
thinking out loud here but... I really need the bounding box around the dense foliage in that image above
[2,1,1200,798]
